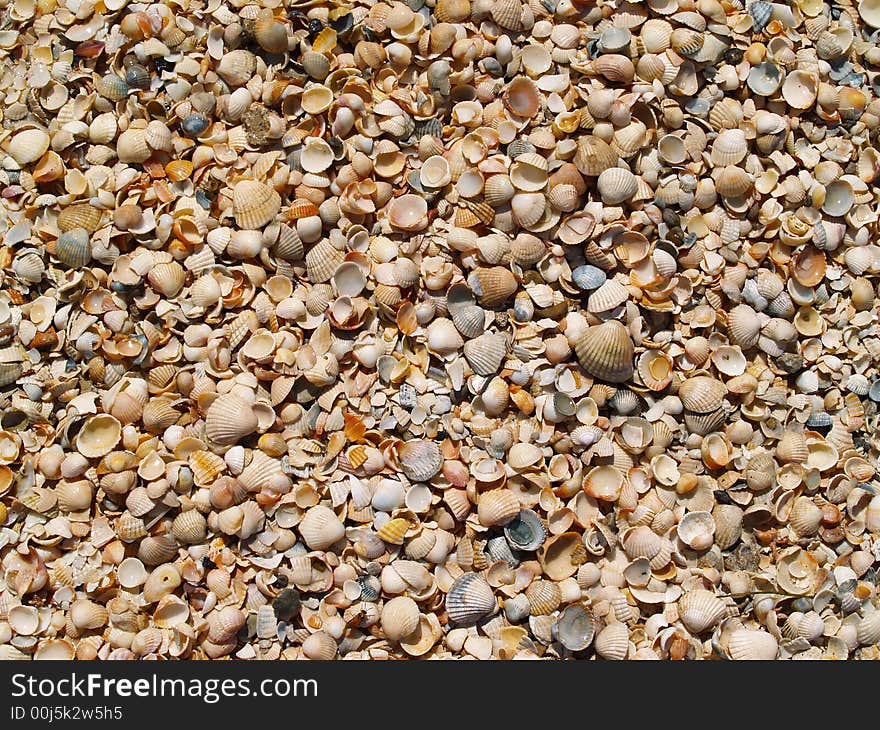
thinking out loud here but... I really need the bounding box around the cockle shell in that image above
[446,573,496,625]
[205,395,258,445]
[299,505,345,550]
[594,623,629,660]
[677,590,727,634]
[233,180,281,230]
[574,321,634,383]
[399,440,443,482]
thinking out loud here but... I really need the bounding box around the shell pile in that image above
[3,0,880,661]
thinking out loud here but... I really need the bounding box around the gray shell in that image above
[445,573,496,626]
[554,604,596,652]
[504,509,547,552]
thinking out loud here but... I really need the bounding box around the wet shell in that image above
[233,180,281,230]
[399,440,443,482]
[445,573,496,626]
[574,320,634,383]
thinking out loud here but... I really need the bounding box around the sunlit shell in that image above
[463,332,509,376]
[205,395,258,445]
[446,573,496,625]
[503,77,541,118]
[727,629,778,660]
[299,505,345,550]
[76,414,121,458]
[478,489,521,527]
[233,180,281,230]
[637,350,673,391]
[8,128,50,165]
[596,168,638,204]
[677,589,726,634]
[389,194,428,231]
[574,321,634,383]
[594,622,629,660]
[381,596,420,642]
[399,440,443,482]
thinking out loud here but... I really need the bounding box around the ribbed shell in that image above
[467,267,518,307]
[451,304,486,338]
[445,573,496,625]
[477,489,521,527]
[171,509,207,544]
[678,376,726,413]
[54,228,91,268]
[525,579,561,615]
[205,395,258,445]
[398,439,443,482]
[677,589,726,634]
[574,136,618,176]
[727,629,778,660]
[727,304,761,348]
[587,279,630,313]
[595,622,629,660]
[233,180,281,230]
[574,320,634,383]
[463,332,509,376]
[237,451,285,492]
[381,596,420,641]
[298,505,345,550]
[138,535,179,566]
[305,239,345,283]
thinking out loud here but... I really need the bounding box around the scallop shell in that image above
[574,320,634,383]
[445,573,496,626]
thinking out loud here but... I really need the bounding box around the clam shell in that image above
[594,622,629,660]
[574,320,634,383]
[596,167,638,204]
[727,629,778,660]
[555,604,595,652]
[679,376,726,413]
[504,509,547,551]
[381,596,420,642]
[445,573,496,626]
[76,414,121,458]
[477,489,521,527]
[54,228,91,268]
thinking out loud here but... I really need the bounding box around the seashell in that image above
[491,0,524,30]
[789,497,823,537]
[782,70,819,110]
[555,604,595,652]
[171,509,207,544]
[138,536,179,566]
[389,194,428,231]
[299,505,345,550]
[574,321,634,383]
[381,596,420,641]
[463,332,509,376]
[594,622,629,660]
[677,512,715,550]
[637,350,673,391]
[398,440,443,482]
[217,50,257,87]
[205,395,258,446]
[467,267,518,307]
[233,180,281,230]
[588,279,630,314]
[70,599,108,631]
[503,77,541,118]
[147,262,185,298]
[478,489,521,527]
[76,414,121,458]
[54,228,91,269]
[504,509,547,551]
[56,480,93,512]
[596,168,637,205]
[679,376,726,413]
[747,62,783,97]
[8,129,50,165]
[255,17,288,54]
[713,505,743,550]
[727,629,778,660]
[678,589,726,634]
[526,580,561,615]
[711,129,748,167]
[446,573,496,626]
